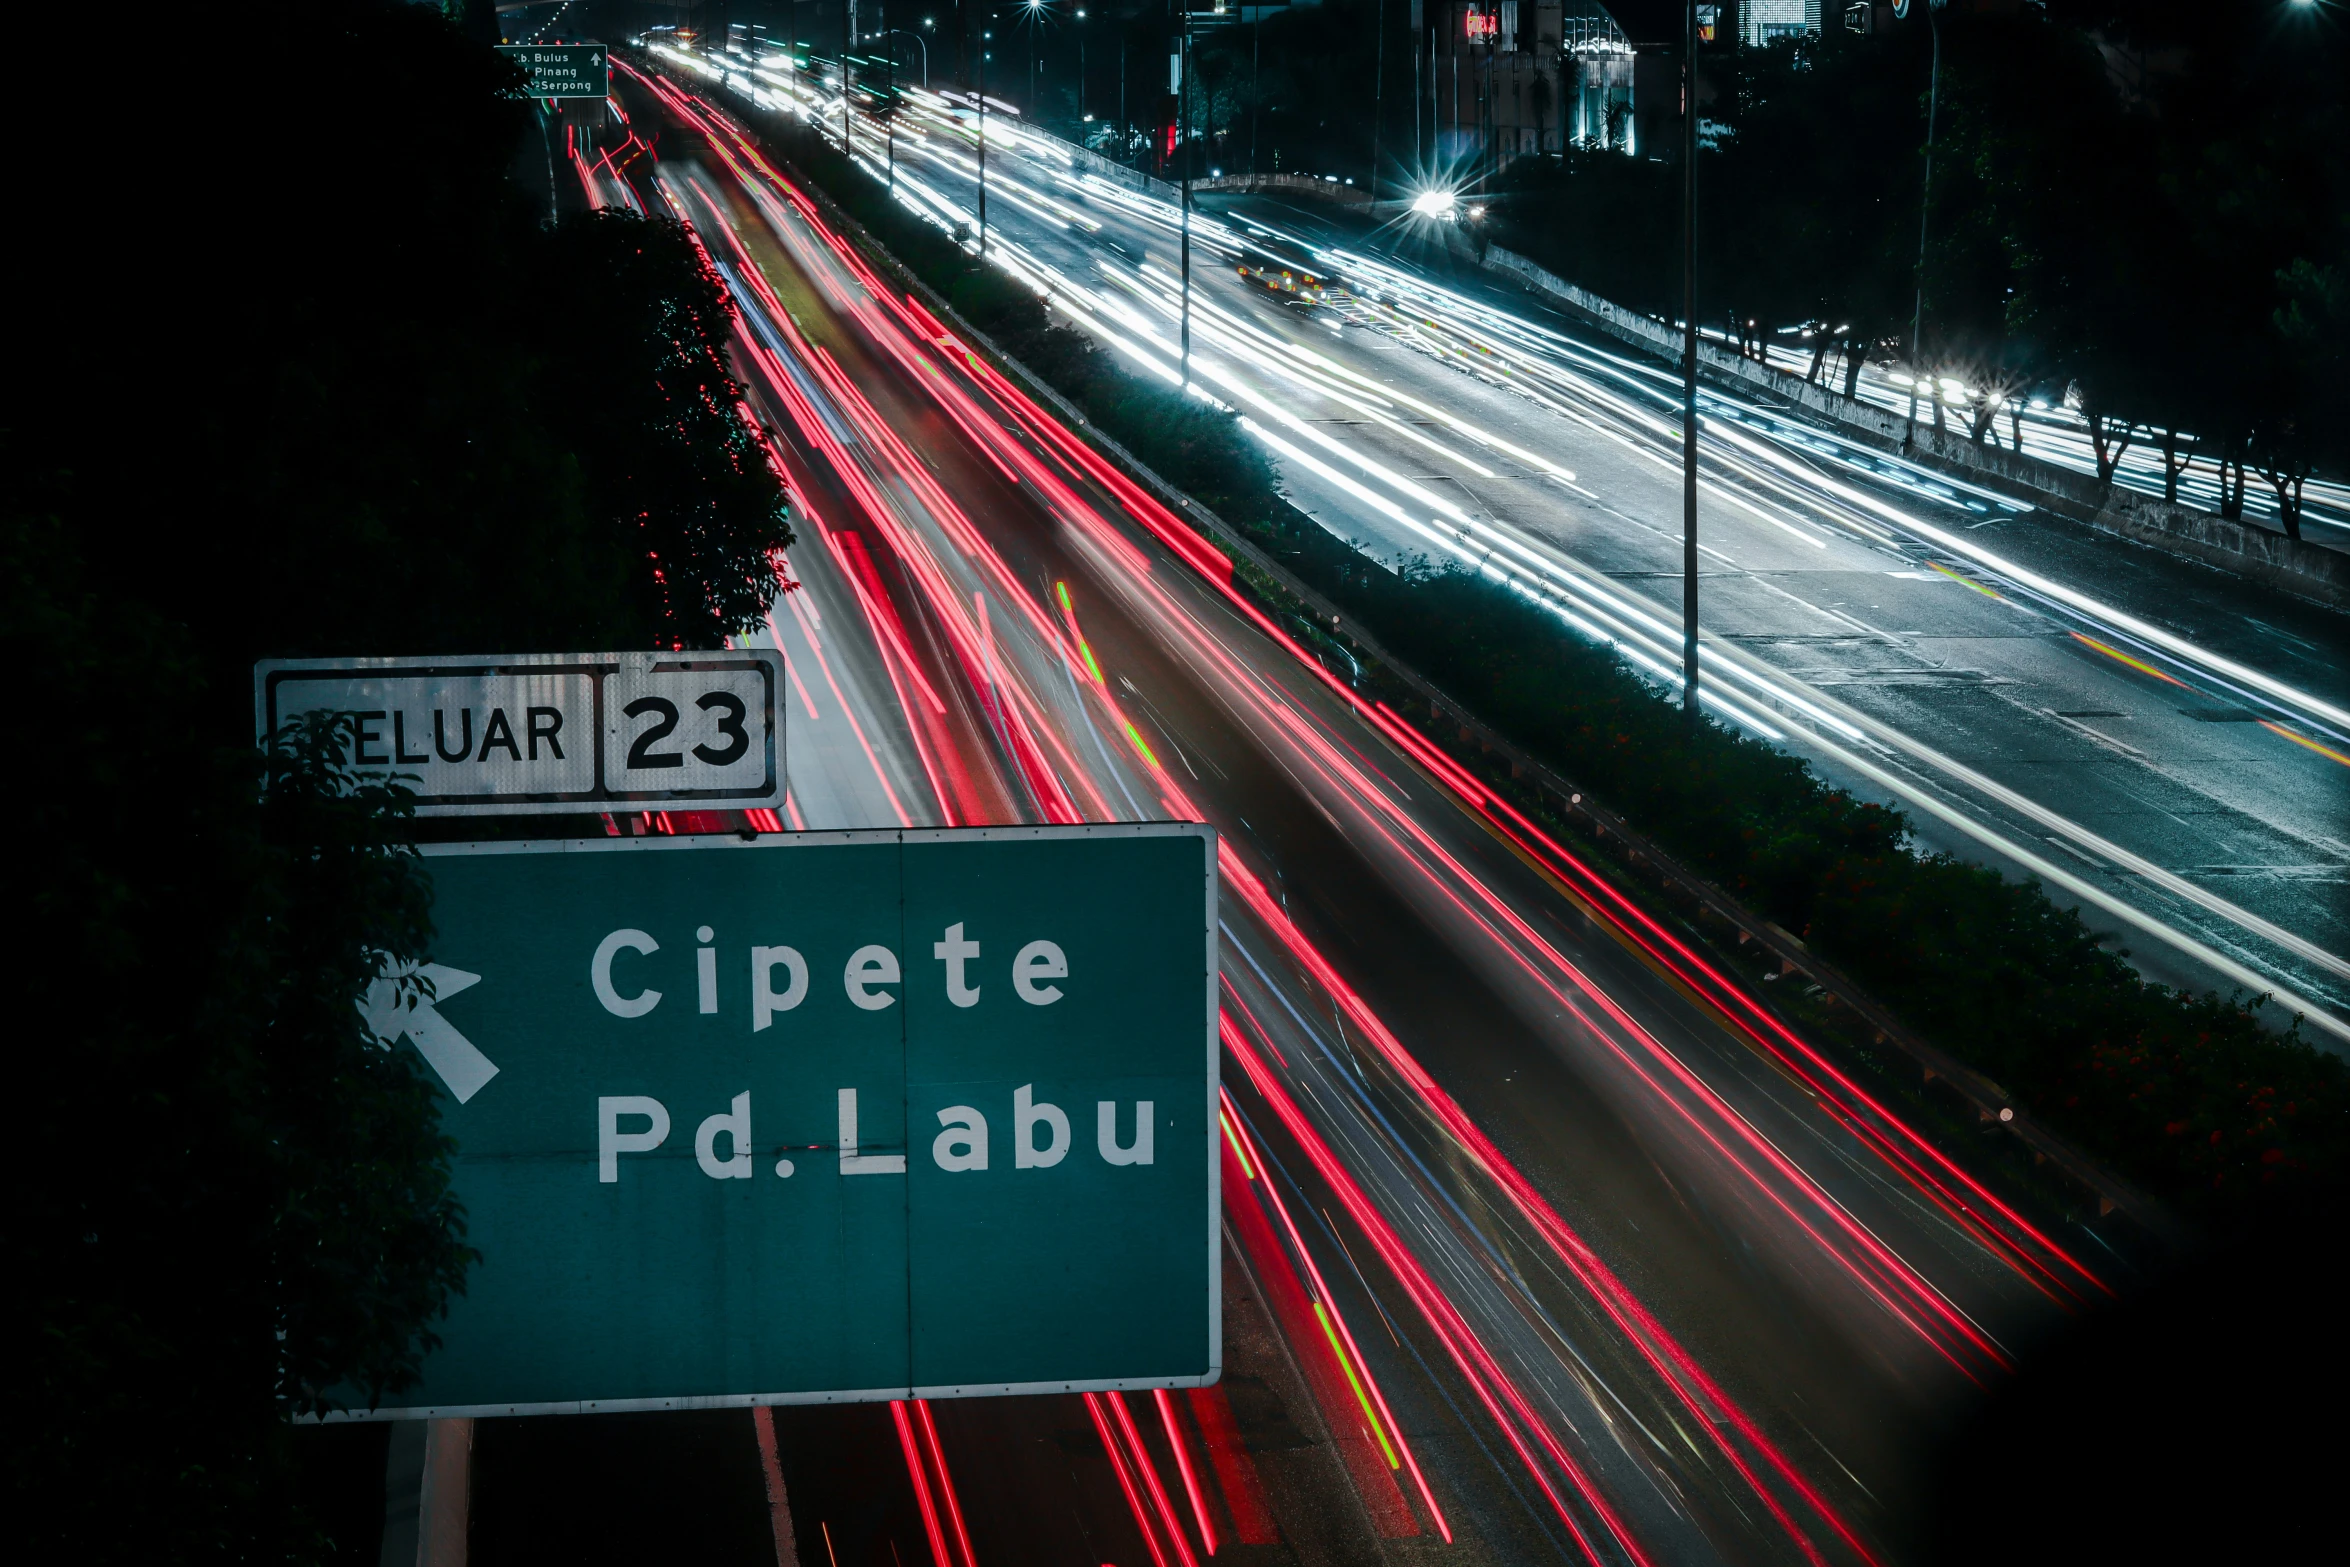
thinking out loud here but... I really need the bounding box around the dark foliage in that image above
[4,506,466,1558]
[1491,10,2349,510]
[42,2,791,677]
[528,209,796,639]
[223,193,791,659]
[1918,1199,2350,1564]
[7,3,798,1557]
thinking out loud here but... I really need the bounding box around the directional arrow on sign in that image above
[361,959,500,1104]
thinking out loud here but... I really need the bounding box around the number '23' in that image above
[622,693,750,770]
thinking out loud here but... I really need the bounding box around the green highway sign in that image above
[497,43,610,99]
[345,824,1219,1417]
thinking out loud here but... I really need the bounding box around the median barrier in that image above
[1191,172,1373,205]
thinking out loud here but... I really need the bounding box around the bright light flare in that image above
[1408,188,1457,220]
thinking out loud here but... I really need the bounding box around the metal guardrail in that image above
[1192,173,1372,205]
[1055,139,1178,201]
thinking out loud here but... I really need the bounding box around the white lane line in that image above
[1781,715,2350,1045]
[855,122,2350,1015]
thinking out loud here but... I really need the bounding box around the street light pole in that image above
[1180,6,1192,389]
[884,27,929,87]
[1025,0,1040,109]
[1907,0,1945,431]
[978,11,989,252]
[1680,0,1700,718]
[1483,24,1493,186]
[1370,0,1385,203]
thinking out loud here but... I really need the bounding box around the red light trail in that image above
[608,56,2099,1565]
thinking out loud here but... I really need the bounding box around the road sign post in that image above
[337,824,1219,1417]
[496,43,611,99]
[255,652,786,816]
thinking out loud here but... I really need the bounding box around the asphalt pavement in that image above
[458,56,2168,1567]
[699,65,2347,1043]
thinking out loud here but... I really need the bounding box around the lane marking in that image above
[2069,631,2187,688]
[2263,720,2350,769]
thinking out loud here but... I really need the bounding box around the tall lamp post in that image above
[1680,0,1701,717]
[881,5,896,187]
[1179,3,1192,388]
[1370,0,1386,202]
[884,26,929,86]
[977,12,991,252]
[1024,0,1044,109]
[1483,10,1494,187]
[1906,0,1947,430]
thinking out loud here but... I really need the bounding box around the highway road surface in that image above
[646,42,2349,1050]
[1745,318,2350,558]
[451,55,2183,1567]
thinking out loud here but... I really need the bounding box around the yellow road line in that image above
[1929,559,2002,598]
[1312,1301,1400,1469]
[2261,720,2350,768]
[1219,1112,1256,1179]
[2069,631,2186,687]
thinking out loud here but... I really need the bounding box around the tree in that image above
[40,2,793,678]
[2267,256,2349,538]
[1777,30,1928,399]
[1200,0,1381,181]
[7,3,800,1554]
[5,501,467,1558]
[1490,6,2343,516]
[527,211,799,641]
[1706,35,1923,381]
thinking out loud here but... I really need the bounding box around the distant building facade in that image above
[1412,0,1822,171]
[1563,4,1637,152]
[1743,0,1822,44]
[1422,2,1571,164]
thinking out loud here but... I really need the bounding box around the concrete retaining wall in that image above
[1055,140,1177,201]
[1192,172,1372,205]
[1479,245,2349,611]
